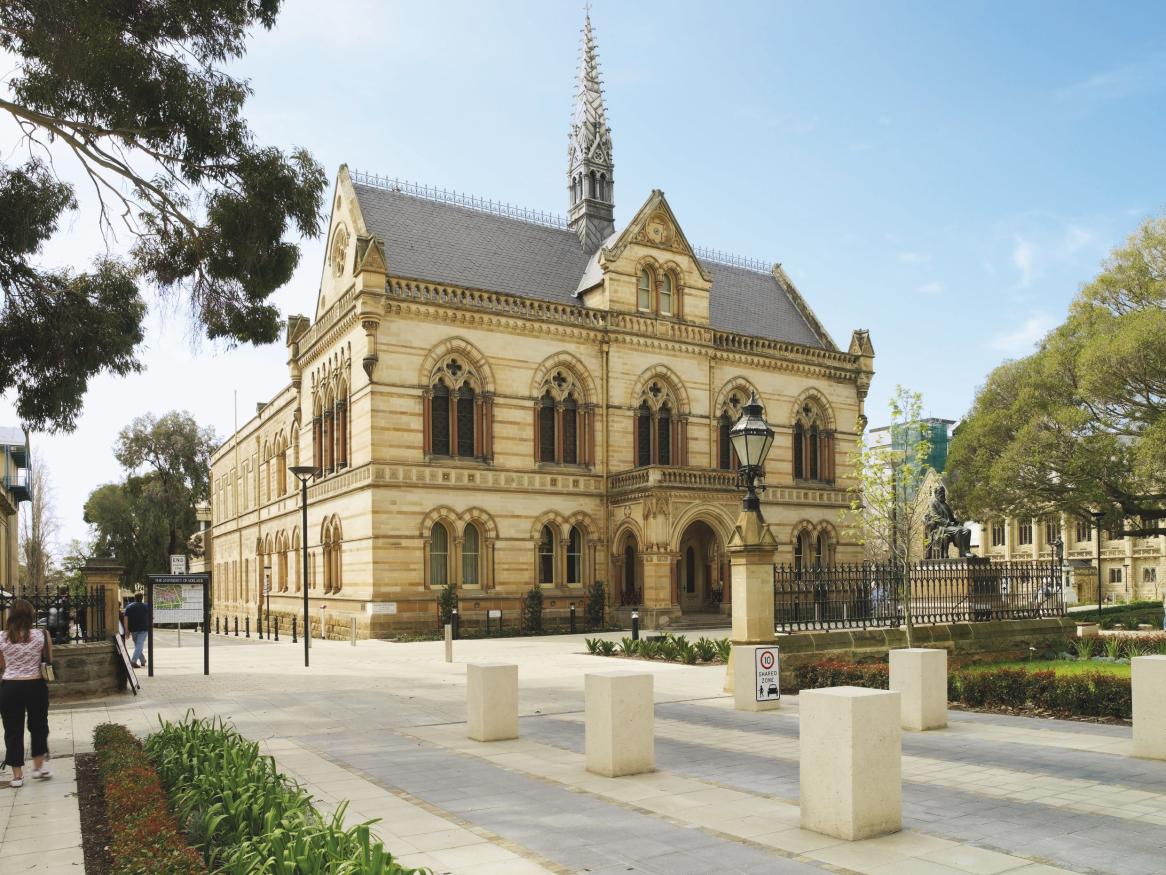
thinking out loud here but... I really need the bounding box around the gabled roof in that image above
[351,180,829,349]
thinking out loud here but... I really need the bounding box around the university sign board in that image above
[145,573,212,678]
[754,646,781,702]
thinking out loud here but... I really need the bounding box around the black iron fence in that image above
[0,587,109,643]
[774,560,1063,633]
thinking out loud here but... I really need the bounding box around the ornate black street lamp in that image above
[1091,509,1105,623]
[728,393,775,515]
[289,465,320,667]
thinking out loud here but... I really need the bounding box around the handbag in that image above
[40,630,55,682]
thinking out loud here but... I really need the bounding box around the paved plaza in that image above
[5,629,1165,874]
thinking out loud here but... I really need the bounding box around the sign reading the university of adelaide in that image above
[754,646,781,702]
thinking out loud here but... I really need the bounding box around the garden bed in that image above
[584,633,731,664]
[792,658,1132,723]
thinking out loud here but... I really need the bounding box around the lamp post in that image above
[724,394,779,711]
[289,465,319,667]
[1091,510,1105,624]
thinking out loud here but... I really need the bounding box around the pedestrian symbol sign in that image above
[754,646,781,702]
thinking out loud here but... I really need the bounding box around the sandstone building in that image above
[0,426,30,594]
[208,13,875,635]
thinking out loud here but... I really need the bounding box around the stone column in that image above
[1133,655,1166,760]
[723,509,778,703]
[467,663,518,742]
[585,672,654,777]
[83,558,125,636]
[889,648,947,730]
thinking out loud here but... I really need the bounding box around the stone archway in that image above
[676,520,725,614]
[613,529,642,607]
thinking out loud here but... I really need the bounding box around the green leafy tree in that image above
[844,387,932,646]
[948,215,1166,537]
[0,1,326,431]
[84,475,175,588]
[114,411,216,556]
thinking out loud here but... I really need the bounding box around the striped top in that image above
[0,630,46,680]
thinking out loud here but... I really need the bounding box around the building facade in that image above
[0,426,31,595]
[208,14,875,635]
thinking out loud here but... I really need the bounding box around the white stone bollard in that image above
[467,663,519,742]
[889,647,948,731]
[1133,655,1166,760]
[444,624,453,663]
[800,686,902,840]
[585,672,654,777]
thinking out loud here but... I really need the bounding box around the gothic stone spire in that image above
[567,9,615,252]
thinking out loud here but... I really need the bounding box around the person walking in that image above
[124,592,151,668]
[0,599,52,787]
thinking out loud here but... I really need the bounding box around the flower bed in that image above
[792,658,1132,721]
[145,714,426,874]
[585,633,730,664]
[93,723,206,874]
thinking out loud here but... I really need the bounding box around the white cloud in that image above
[991,313,1054,355]
[1056,52,1166,103]
[897,251,928,265]
[1012,236,1035,288]
[918,281,943,296]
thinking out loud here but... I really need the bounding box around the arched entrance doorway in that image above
[676,521,724,614]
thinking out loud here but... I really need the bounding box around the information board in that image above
[151,578,205,624]
[754,646,781,702]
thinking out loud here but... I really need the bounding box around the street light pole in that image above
[1091,510,1105,624]
[289,466,319,667]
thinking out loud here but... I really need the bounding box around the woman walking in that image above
[0,599,51,787]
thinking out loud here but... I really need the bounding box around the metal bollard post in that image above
[216,617,220,635]
[570,603,577,634]
[486,610,491,636]
[452,608,460,640]
[292,616,297,644]
[631,610,640,641]
[245,617,250,638]
[234,617,239,637]
[350,617,357,646]
[274,617,279,641]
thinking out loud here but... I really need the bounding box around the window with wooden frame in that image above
[567,526,584,585]
[632,379,688,467]
[991,521,1005,547]
[792,400,834,484]
[637,267,653,311]
[462,523,481,588]
[715,391,746,471]
[423,356,493,461]
[532,368,593,466]
[429,521,450,588]
[538,525,556,585]
[1018,520,1033,546]
[659,272,674,315]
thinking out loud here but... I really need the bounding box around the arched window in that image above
[562,395,578,464]
[793,401,834,484]
[657,403,672,466]
[292,529,301,592]
[636,401,652,467]
[538,524,556,585]
[815,532,825,567]
[463,524,480,587]
[637,268,652,311]
[538,390,556,462]
[430,522,450,587]
[431,382,451,456]
[456,384,476,457]
[659,273,674,315]
[567,526,583,585]
[335,393,349,469]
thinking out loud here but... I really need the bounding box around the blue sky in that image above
[5,0,1166,547]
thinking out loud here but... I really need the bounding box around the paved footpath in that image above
[6,628,1163,874]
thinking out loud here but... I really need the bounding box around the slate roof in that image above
[352,182,826,349]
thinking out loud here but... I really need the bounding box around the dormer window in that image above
[659,273,674,315]
[638,268,652,311]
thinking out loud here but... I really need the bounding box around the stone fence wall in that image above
[52,641,124,701]
[775,617,1079,690]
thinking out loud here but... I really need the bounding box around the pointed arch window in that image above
[793,402,834,484]
[657,403,672,466]
[815,533,825,567]
[562,395,578,464]
[638,268,652,311]
[533,370,591,466]
[429,522,450,587]
[456,384,476,457]
[538,524,556,585]
[538,391,556,462]
[431,382,451,456]
[636,401,652,467]
[659,273,674,315]
[462,523,481,588]
[567,526,583,585]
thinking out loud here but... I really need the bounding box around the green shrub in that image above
[585,581,606,630]
[584,637,601,654]
[437,583,457,626]
[522,585,543,632]
[596,639,617,656]
[1103,636,1123,659]
[657,638,678,660]
[694,637,717,662]
[618,637,639,656]
[145,714,425,874]
[714,638,732,662]
[638,640,659,659]
[792,660,888,691]
[93,723,206,875]
[1072,637,1096,659]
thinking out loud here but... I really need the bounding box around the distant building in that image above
[0,426,31,594]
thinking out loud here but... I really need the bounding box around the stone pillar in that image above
[585,672,654,777]
[800,686,902,840]
[467,663,518,742]
[724,510,777,697]
[1133,655,1166,760]
[889,648,947,730]
[83,558,125,636]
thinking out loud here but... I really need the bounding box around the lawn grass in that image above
[965,658,1130,678]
